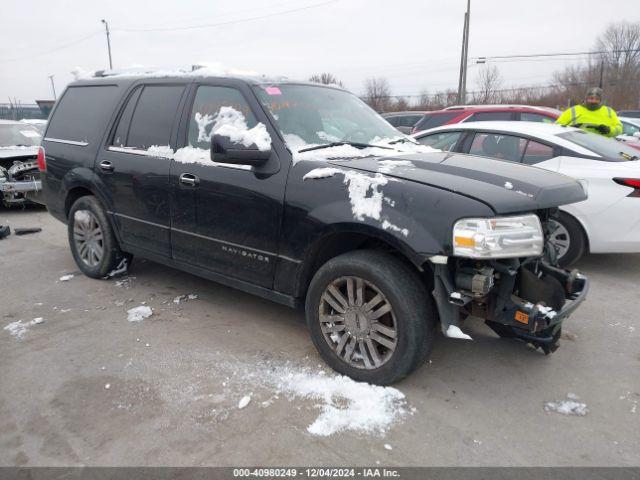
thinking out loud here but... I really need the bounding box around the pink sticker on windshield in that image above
[265,86,282,95]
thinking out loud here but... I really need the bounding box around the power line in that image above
[475,48,640,63]
[0,31,101,63]
[114,0,340,33]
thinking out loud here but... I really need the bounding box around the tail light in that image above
[37,146,46,171]
[613,178,640,197]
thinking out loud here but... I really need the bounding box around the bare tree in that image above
[472,65,503,104]
[363,77,392,112]
[309,73,344,87]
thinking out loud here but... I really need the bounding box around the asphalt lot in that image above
[1,205,638,467]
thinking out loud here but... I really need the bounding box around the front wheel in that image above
[305,250,436,385]
[68,196,131,279]
[548,212,587,267]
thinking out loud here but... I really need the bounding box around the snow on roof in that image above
[444,104,561,114]
[71,62,287,84]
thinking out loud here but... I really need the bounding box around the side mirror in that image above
[210,133,271,166]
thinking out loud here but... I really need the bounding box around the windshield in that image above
[0,124,42,148]
[253,84,405,150]
[557,130,639,161]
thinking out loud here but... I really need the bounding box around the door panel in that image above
[170,83,286,288]
[98,84,185,257]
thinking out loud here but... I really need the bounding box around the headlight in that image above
[453,214,543,259]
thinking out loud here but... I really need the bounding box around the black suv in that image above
[40,70,589,384]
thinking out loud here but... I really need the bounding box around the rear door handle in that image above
[99,160,114,172]
[179,173,199,187]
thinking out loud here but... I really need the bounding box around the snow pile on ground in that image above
[238,395,252,409]
[544,393,588,416]
[377,159,414,174]
[198,107,271,151]
[445,325,473,340]
[173,294,198,304]
[59,274,74,282]
[4,318,44,340]
[270,366,410,436]
[127,306,153,322]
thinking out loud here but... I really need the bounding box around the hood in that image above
[328,152,587,214]
[0,146,39,160]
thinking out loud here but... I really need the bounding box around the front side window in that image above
[123,85,184,150]
[416,131,461,151]
[188,86,258,149]
[469,132,526,162]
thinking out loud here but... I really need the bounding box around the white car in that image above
[618,116,640,144]
[412,121,640,265]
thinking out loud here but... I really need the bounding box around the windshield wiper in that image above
[619,151,639,161]
[298,141,394,153]
[387,137,418,145]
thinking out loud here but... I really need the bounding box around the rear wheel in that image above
[68,196,131,279]
[305,250,436,385]
[548,212,586,267]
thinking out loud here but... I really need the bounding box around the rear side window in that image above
[397,115,422,127]
[521,112,555,123]
[466,111,513,122]
[469,133,526,162]
[46,85,120,144]
[120,85,184,150]
[385,116,400,127]
[413,112,460,132]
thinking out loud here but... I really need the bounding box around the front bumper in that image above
[432,259,589,354]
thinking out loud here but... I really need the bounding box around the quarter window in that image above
[521,112,555,123]
[416,131,461,151]
[522,140,555,164]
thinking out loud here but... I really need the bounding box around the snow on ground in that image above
[173,294,198,304]
[238,395,252,409]
[59,274,74,282]
[544,393,589,416]
[445,325,472,341]
[127,306,153,322]
[3,318,44,340]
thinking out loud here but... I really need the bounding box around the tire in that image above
[548,212,587,267]
[67,196,131,279]
[305,250,436,385]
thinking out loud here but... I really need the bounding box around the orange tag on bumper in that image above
[515,311,529,324]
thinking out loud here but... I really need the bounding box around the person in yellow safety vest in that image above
[556,87,623,138]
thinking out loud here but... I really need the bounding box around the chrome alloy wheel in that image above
[73,210,104,267]
[548,219,570,260]
[319,276,398,370]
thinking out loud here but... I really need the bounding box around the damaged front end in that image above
[0,159,42,206]
[431,210,589,353]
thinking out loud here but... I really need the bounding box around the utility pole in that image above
[598,59,604,88]
[48,75,57,100]
[101,19,113,70]
[457,0,471,105]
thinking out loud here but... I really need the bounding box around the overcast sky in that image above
[1,0,638,103]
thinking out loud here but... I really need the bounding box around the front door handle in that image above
[99,160,114,172]
[179,173,199,187]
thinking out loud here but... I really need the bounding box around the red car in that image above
[410,104,561,134]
